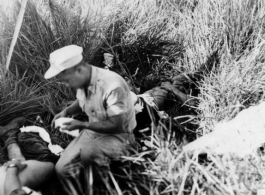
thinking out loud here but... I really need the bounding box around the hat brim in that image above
[44,66,62,79]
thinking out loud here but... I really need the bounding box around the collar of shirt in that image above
[76,66,97,101]
[87,66,97,94]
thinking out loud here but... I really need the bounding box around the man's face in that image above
[56,68,83,89]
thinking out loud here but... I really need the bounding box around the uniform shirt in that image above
[76,66,136,133]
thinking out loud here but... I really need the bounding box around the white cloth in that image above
[20,126,64,156]
[184,101,265,157]
[54,117,80,137]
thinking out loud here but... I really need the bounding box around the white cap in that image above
[44,45,83,79]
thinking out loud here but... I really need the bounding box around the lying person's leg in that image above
[0,117,56,194]
[4,160,53,195]
[1,145,54,194]
[143,83,195,112]
[0,117,27,195]
[18,160,54,190]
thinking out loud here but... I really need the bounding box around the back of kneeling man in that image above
[44,45,136,193]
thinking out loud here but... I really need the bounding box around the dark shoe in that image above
[0,117,27,147]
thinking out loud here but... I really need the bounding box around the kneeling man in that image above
[44,45,136,193]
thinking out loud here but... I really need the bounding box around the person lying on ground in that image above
[132,73,197,128]
[44,45,137,194]
[0,117,56,195]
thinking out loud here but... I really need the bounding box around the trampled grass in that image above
[1,0,265,194]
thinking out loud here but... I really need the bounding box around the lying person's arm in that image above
[4,160,27,195]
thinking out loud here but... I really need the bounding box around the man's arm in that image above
[62,112,126,134]
[84,114,126,134]
[62,86,129,134]
[52,99,82,127]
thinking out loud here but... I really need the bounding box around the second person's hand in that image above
[61,119,85,131]
[51,109,68,128]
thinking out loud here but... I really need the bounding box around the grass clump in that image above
[95,0,186,91]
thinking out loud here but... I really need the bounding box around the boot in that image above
[0,117,27,147]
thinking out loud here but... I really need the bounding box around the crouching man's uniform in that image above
[55,66,136,176]
[44,45,136,193]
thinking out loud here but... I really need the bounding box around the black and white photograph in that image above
[0,0,265,194]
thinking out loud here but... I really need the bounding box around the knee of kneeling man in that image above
[80,146,111,169]
[80,146,101,164]
[55,160,66,177]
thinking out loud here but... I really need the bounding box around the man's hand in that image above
[4,159,27,173]
[61,119,86,131]
[51,110,68,128]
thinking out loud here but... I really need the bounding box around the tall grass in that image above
[98,0,186,91]
[1,0,265,194]
[0,0,101,125]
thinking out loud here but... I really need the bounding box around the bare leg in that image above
[19,160,55,190]
[3,160,55,195]
[4,144,54,191]
[0,117,55,193]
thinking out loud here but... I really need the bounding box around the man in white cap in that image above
[44,45,136,193]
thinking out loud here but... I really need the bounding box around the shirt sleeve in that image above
[105,86,128,117]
